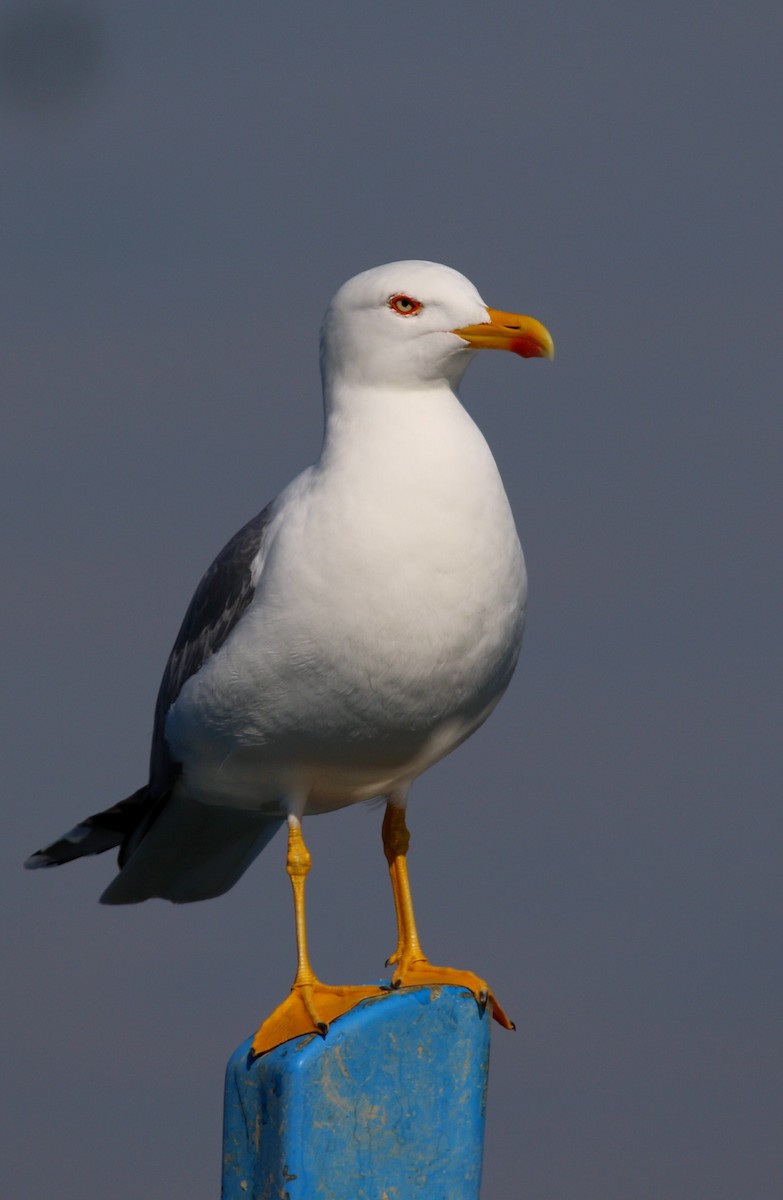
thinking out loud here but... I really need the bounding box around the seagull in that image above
[26,260,553,1054]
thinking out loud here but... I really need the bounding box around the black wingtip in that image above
[24,788,153,875]
[23,850,53,870]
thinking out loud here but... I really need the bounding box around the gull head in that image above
[320,260,554,393]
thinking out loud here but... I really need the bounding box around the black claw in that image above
[316,1022,328,1038]
[391,978,402,990]
[509,1020,517,1031]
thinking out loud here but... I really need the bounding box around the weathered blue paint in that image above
[221,985,491,1199]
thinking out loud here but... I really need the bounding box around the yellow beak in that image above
[453,307,554,360]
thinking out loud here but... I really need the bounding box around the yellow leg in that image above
[382,801,424,967]
[382,801,515,1031]
[251,818,385,1057]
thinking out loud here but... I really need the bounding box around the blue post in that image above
[222,985,491,1199]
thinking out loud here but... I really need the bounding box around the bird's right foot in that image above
[250,980,386,1058]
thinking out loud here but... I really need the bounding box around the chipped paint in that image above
[221,985,490,1199]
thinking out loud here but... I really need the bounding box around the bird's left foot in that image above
[250,980,386,1058]
[391,954,515,1030]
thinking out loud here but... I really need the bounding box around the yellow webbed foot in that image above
[391,954,515,1030]
[250,981,386,1058]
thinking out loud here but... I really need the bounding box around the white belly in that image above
[165,392,527,813]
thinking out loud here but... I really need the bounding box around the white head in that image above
[320,260,553,395]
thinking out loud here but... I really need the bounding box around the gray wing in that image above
[25,503,277,882]
[148,502,274,797]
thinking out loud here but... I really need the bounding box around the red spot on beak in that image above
[510,335,548,359]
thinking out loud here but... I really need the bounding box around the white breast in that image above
[166,385,526,810]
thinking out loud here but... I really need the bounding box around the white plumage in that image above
[27,260,553,913]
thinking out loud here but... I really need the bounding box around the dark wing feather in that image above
[25,504,275,876]
[148,502,274,797]
[25,787,150,869]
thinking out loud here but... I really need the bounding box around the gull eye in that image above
[389,293,422,316]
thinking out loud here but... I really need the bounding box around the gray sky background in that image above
[2,3,780,1197]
